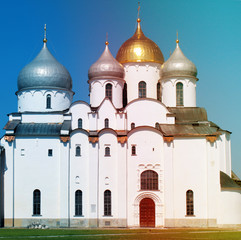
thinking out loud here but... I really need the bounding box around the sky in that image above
[0,0,241,176]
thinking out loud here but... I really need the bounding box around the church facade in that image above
[0,18,241,228]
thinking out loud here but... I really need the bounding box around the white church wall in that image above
[206,139,220,226]
[163,141,175,220]
[123,63,161,103]
[59,140,69,226]
[70,131,89,226]
[21,113,64,123]
[126,99,171,129]
[127,128,164,227]
[98,130,126,227]
[218,133,232,176]
[70,101,90,130]
[88,141,99,226]
[17,89,73,112]
[3,137,62,227]
[218,190,241,225]
[1,139,14,226]
[97,100,117,130]
[170,138,209,225]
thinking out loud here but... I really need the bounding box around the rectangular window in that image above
[21,149,25,156]
[48,149,53,157]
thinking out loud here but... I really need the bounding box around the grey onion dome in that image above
[162,40,197,78]
[88,42,124,80]
[17,42,72,91]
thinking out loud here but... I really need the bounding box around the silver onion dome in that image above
[162,39,197,78]
[18,41,72,92]
[88,41,124,80]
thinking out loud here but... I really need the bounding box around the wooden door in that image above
[139,198,155,227]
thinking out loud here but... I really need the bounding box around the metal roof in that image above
[167,107,208,123]
[220,171,241,189]
[17,43,72,92]
[61,120,71,132]
[3,120,21,130]
[15,123,62,136]
[159,124,220,137]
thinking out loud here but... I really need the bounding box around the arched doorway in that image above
[139,198,155,227]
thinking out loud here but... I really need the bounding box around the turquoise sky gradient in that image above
[0,0,241,176]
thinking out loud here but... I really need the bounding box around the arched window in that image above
[141,170,158,190]
[157,82,161,101]
[176,82,184,106]
[46,94,51,109]
[104,190,111,216]
[76,146,81,156]
[186,190,194,216]
[104,118,109,128]
[105,84,112,101]
[131,123,135,130]
[75,190,83,216]
[139,81,146,98]
[33,189,41,215]
[78,118,82,129]
[105,147,110,156]
[155,122,159,129]
[131,146,136,155]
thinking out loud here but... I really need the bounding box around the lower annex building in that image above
[0,17,241,228]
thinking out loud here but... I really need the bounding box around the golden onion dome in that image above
[116,18,164,64]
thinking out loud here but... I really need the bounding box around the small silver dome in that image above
[162,40,197,78]
[88,42,124,80]
[18,42,72,91]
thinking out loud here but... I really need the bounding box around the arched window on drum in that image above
[176,82,184,106]
[105,84,112,101]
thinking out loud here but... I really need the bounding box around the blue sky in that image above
[0,0,241,176]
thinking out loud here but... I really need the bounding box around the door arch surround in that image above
[134,192,163,228]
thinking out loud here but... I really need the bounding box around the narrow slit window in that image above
[176,82,184,106]
[78,118,83,129]
[131,146,136,155]
[104,190,111,216]
[46,94,51,109]
[76,146,81,156]
[157,82,161,101]
[48,149,53,157]
[75,190,83,216]
[105,84,112,101]
[105,147,110,156]
[131,123,135,130]
[104,118,109,128]
[186,190,194,216]
[33,189,41,215]
[139,81,146,98]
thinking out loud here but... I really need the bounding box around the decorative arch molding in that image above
[133,191,164,227]
[127,125,164,138]
[91,79,124,88]
[134,192,162,205]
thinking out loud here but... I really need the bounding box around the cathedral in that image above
[0,16,241,228]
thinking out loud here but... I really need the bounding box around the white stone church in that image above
[0,17,241,228]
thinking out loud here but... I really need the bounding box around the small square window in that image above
[48,149,53,157]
